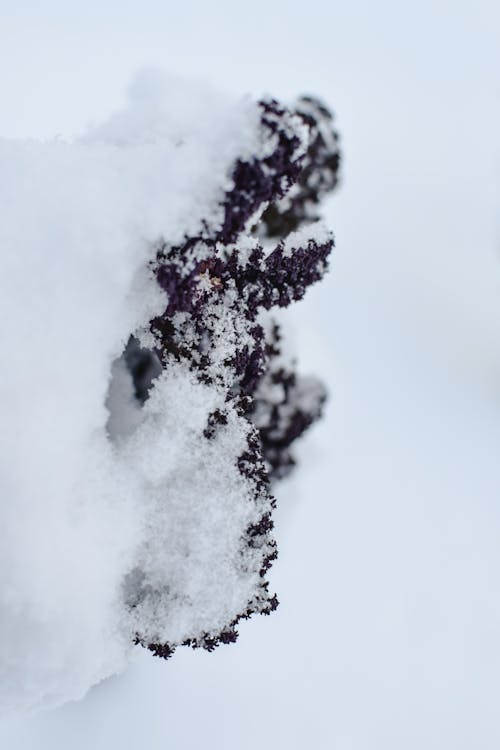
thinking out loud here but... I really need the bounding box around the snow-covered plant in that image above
[120,96,340,657]
[0,72,339,714]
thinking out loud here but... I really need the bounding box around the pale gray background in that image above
[1,1,500,747]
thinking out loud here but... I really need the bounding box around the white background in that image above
[1,1,500,747]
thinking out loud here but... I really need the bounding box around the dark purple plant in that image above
[126,94,340,657]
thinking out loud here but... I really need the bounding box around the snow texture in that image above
[0,72,260,715]
[0,71,337,716]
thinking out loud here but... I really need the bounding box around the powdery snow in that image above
[0,71,265,716]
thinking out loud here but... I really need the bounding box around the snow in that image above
[0,71,265,716]
[280,221,332,257]
[116,362,267,646]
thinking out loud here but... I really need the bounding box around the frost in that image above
[0,70,339,715]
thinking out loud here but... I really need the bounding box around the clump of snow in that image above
[118,363,266,645]
[0,70,262,717]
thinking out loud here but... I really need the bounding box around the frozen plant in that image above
[119,95,341,657]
